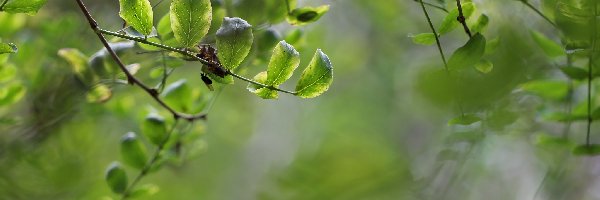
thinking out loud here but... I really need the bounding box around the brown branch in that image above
[75,0,206,121]
[455,0,472,38]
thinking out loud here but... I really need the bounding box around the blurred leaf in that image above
[267,41,300,86]
[284,29,304,46]
[157,13,180,47]
[530,30,565,58]
[535,134,575,150]
[128,184,159,199]
[120,132,148,170]
[410,33,436,46]
[521,80,568,100]
[258,29,282,52]
[445,131,484,144]
[572,144,600,156]
[216,17,253,71]
[161,79,193,111]
[287,5,330,26]
[0,63,16,82]
[105,162,128,194]
[474,59,493,74]
[142,112,167,145]
[560,66,587,80]
[438,2,474,34]
[247,71,278,99]
[484,37,499,55]
[437,149,459,161]
[170,0,212,47]
[470,14,489,33]
[0,82,25,106]
[295,49,333,98]
[0,42,17,54]
[86,84,112,103]
[1,0,47,14]
[448,33,486,71]
[448,114,481,125]
[592,107,600,120]
[119,0,154,36]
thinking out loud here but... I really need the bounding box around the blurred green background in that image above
[1,0,600,199]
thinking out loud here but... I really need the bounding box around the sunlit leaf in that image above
[535,134,575,150]
[1,0,47,14]
[0,42,17,54]
[86,84,112,103]
[216,17,253,71]
[247,71,278,99]
[170,0,212,47]
[448,33,486,71]
[286,5,329,26]
[128,184,159,199]
[142,112,167,145]
[267,41,300,86]
[438,2,474,35]
[448,114,481,125]
[105,162,128,194]
[410,33,436,46]
[0,63,16,82]
[119,0,154,36]
[530,30,565,58]
[572,144,600,156]
[295,49,333,98]
[521,80,568,100]
[474,59,493,74]
[470,14,489,33]
[120,132,148,170]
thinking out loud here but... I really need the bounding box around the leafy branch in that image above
[75,0,206,121]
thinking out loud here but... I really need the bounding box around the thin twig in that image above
[75,0,207,121]
[455,0,472,38]
[418,0,449,72]
[0,0,9,11]
[413,0,448,13]
[518,0,556,28]
[120,119,180,200]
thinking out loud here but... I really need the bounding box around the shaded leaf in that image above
[170,0,212,47]
[216,17,253,71]
[447,33,486,71]
[0,82,25,106]
[105,162,128,194]
[535,134,575,150]
[448,114,481,125]
[286,5,329,26]
[295,49,333,98]
[142,112,167,145]
[572,144,600,156]
[445,131,484,144]
[530,30,565,58]
[470,14,489,33]
[119,0,154,35]
[120,132,148,170]
[247,71,278,99]
[161,79,193,111]
[128,184,159,199]
[560,66,587,80]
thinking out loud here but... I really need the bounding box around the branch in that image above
[455,0,472,38]
[75,0,206,121]
[518,0,556,28]
[418,0,449,72]
[413,0,448,13]
[97,29,300,95]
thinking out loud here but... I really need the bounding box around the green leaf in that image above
[535,134,575,150]
[530,30,565,58]
[410,33,436,46]
[0,63,16,82]
[170,0,212,47]
[161,79,193,111]
[0,42,17,54]
[448,114,481,125]
[86,84,112,103]
[205,72,233,84]
[295,49,333,98]
[470,14,489,33]
[485,37,499,55]
[438,2,475,35]
[118,0,154,36]
[105,162,128,194]
[128,184,159,199]
[572,144,600,156]
[0,82,25,106]
[247,71,278,99]
[592,107,600,120]
[560,66,588,80]
[120,132,148,170]
[286,5,330,26]
[267,41,300,86]
[474,59,493,74]
[447,33,486,71]
[142,112,167,145]
[216,17,253,71]
[58,48,91,82]
[1,0,47,14]
[521,80,568,100]
[157,13,181,47]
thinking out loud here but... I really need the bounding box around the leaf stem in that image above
[455,0,472,38]
[413,0,448,13]
[75,0,207,121]
[228,72,298,95]
[518,0,556,28]
[120,119,180,200]
[587,2,598,146]
[417,0,449,72]
[0,0,8,11]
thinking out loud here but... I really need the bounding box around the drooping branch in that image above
[75,0,206,121]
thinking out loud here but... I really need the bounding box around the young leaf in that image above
[445,131,484,144]
[470,14,489,33]
[0,42,17,54]
[521,80,568,100]
[295,49,333,98]
[118,0,154,36]
[448,114,481,125]
[438,2,474,34]
[267,41,300,86]
[286,5,330,26]
[474,59,493,74]
[535,134,575,150]
[1,0,47,14]
[530,30,565,58]
[216,17,253,71]
[247,71,278,99]
[410,33,436,46]
[170,0,212,47]
[120,132,148,170]
[142,113,167,145]
[447,33,486,71]
[572,144,600,156]
[105,162,128,194]
[128,184,159,199]
[560,66,587,80]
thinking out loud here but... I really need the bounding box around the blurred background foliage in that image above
[1,0,600,199]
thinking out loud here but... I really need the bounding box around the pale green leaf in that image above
[286,5,329,26]
[474,59,493,74]
[216,17,253,71]
[128,184,159,199]
[0,63,16,82]
[438,2,474,35]
[170,0,212,47]
[530,30,565,58]
[247,71,278,99]
[410,33,436,46]
[119,0,154,35]
[86,84,112,103]
[0,82,25,106]
[1,0,47,14]
[267,41,300,86]
[521,80,568,100]
[469,14,489,33]
[161,79,193,111]
[295,49,333,98]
